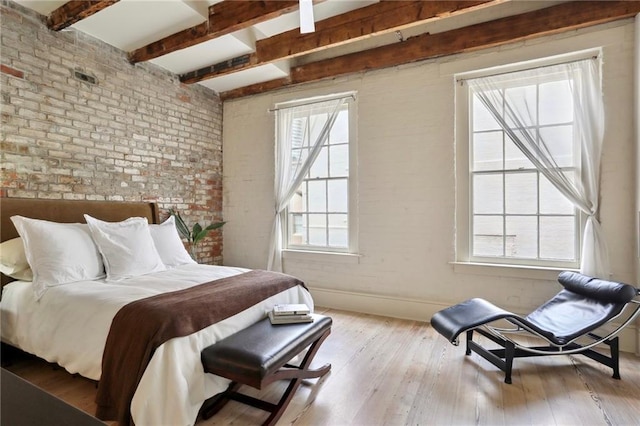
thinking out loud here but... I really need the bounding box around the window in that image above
[455,57,600,269]
[274,94,357,256]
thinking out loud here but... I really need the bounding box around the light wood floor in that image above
[4,307,640,425]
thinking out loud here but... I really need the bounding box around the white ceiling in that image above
[13,0,381,94]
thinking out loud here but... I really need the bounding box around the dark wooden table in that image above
[1,368,105,426]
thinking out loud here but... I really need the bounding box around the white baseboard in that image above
[309,286,639,354]
[308,286,449,322]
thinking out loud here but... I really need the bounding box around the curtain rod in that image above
[456,55,599,84]
[268,93,356,113]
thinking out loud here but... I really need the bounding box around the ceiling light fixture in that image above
[299,0,315,34]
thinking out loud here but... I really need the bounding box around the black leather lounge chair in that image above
[430,271,640,384]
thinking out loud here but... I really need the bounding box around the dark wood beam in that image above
[181,53,259,83]
[221,1,640,100]
[128,1,299,64]
[258,0,497,63]
[47,0,119,31]
[181,0,499,84]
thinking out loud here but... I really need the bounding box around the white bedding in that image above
[0,263,314,425]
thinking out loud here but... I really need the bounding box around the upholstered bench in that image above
[200,313,332,426]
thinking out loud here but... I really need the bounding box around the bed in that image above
[0,197,314,426]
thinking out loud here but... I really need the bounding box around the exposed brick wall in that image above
[0,1,224,264]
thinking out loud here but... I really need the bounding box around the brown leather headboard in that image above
[1,197,160,285]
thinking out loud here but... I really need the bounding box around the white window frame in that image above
[455,54,596,270]
[282,95,358,254]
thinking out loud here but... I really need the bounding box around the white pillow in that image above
[0,237,33,281]
[84,215,166,281]
[10,216,105,299]
[149,216,196,268]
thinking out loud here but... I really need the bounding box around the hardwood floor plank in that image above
[295,315,412,425]
[347,321,428,425]
[3,308,640,426]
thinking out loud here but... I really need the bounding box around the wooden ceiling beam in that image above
[47,0,119,31]
[128,1,299,64]
[258,0,499,63]
[221,1,640,100]
[181,0,500,84]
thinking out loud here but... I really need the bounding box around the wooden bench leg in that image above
[263,330,331,426]
[200,329,331,426]
[200,381,241,420]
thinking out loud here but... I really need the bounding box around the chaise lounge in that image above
[430,271,640,384]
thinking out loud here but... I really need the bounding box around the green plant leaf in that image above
[169,210,226,249]
[193,229,208,244]
[192,222,225,245]
[170,208,191,242]
[203,221,226,231]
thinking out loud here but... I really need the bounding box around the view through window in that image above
[287,102,352,250]
[468,69,580,266]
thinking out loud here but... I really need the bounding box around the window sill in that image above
[451,261,578,281]
[282,249,360,264]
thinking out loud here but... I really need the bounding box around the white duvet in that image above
[0,264,314,426]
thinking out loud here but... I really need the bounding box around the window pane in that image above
[291,117,308,148]
[289,186,305,213]
[307,180,326,212]
[330,109,349,143]
[328,214,348,247]
[329,144,348,177]
[473,174,503,214]
[289,213,307,245]
[308,214,327,246]
[505,134,533,170]
[473,215,504,257]
[291,147,309,177]
[505,172,537,214]
[504,85,537,127]
[309,146,328,178]
[506,216,537,258]
[539,80,573,125]
[473,131,502,171]
[540,216,575,260]
[328,179,348,212]
[309,113,327,146]
[473,92,502,131]
[540,175,574,214]
[539,125,574,167]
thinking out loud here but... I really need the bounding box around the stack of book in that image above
[268,303,313,324]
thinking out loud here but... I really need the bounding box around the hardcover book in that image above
[268,311,313,324]
[272,303,311,316]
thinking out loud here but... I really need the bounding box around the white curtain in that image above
[268,96,349,271]
[468,58,609,278]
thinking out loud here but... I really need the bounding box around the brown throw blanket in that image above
[95,270,305,425]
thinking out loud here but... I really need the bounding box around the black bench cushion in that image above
[201,314,332,389]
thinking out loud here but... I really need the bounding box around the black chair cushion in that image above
[558,271,637,304]
[431,272,638,347]
[430,298,515,344]
[525,289,627,345]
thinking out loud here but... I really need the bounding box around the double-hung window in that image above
[456,55,603,270]
[287,102,353,250]
[270,93,357,270]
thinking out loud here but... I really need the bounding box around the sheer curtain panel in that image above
[468,58,609,277]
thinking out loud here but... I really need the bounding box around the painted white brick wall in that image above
[223,20,637,348]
